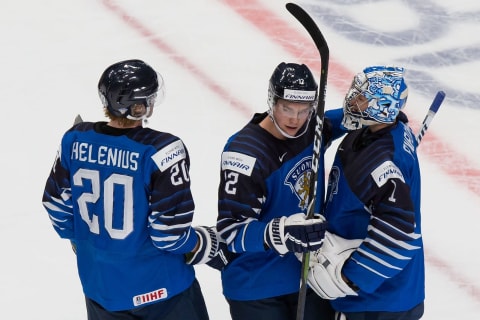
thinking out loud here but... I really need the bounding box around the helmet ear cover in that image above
[98,59,165,120]
[342,66,408,130]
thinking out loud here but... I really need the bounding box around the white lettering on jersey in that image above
[371,160,405,187]
[152,140,186,172]
[71,142,140,171]
[403,128,415,158]
[221,151,256,176]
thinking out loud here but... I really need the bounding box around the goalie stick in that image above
[285,3,329,320]
[416,91,445,144]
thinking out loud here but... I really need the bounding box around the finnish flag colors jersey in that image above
[217,109,344,301]
[325,113,425,312]
[42,121,198,311]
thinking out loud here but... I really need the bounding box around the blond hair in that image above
[103,108,140,127]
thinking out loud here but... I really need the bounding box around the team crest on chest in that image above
[284,156,312,210]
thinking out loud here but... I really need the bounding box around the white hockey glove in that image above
[186,226,237,271]
[307,232,363,299]
[265,213,327,255]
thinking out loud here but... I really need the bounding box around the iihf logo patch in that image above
[284,156,312,210]
[133,288,168,307]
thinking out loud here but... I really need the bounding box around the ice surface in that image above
[2,0,478,318]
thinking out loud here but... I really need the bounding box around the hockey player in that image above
[306,66,425,320]
[216,62,345,320]
[42,59,231,320]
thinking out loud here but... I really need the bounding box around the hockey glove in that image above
[265,213,327,255]
[186,226,237,271]
[307,232,362,299]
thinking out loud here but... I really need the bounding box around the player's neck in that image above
[259,116,285,140]
[108,119,143,129]
[368,122,391,132]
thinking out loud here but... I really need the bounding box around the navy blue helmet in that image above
[98,59,164,120]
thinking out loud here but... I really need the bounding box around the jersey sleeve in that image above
[147,138,198,254]
[42,135,75,239]
[217,149,269,253]
[324,107,347,143]
[343,160,422,294]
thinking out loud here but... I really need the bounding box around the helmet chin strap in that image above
[268,109,311,139]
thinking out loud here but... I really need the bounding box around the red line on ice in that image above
[101,0,252,119]
[223,0,480,198]
[426,250,480,301]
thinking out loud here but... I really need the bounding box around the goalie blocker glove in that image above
[265,213,327,255]
[186,226,237,271]
[307,232,362,299]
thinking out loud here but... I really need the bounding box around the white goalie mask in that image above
[342,66,408,130]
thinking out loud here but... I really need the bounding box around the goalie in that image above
[306,66,425,320]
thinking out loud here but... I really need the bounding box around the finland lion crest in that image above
[284,156,312,210]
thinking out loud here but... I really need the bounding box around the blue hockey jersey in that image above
[325,114,425,312]
[217,109,344,300]
[42,122,198,311]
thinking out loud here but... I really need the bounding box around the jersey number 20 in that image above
[73,168,133,240]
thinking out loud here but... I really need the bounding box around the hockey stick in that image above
[73,114,83,125]
[69,113,83,254]
[416,91,445,144]
[285,3,329,320]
